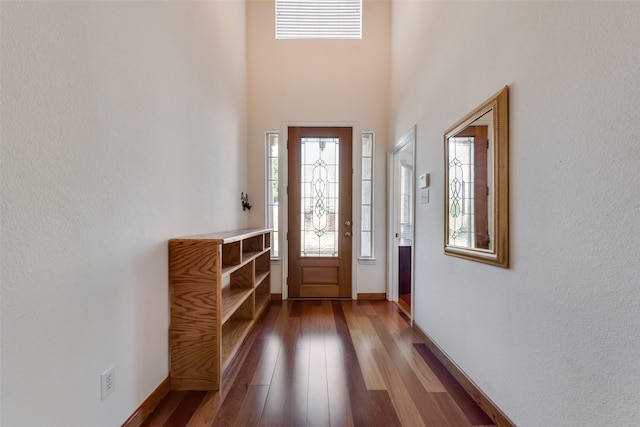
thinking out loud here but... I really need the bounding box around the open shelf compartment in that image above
[255,251,270,287]
[241,234,264,261]
[222,241,241,269]
[255,275,270,317]
[221,318,253,372]
[221,286,253,324]
[221,293,255,371]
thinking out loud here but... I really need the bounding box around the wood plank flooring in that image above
[143,300,496,427]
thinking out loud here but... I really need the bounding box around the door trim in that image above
[280,121,359,300]
[387,126,416,324]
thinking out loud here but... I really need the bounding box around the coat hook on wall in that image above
[241,192,252,211]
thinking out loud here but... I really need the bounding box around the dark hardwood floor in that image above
[143,300,496,427]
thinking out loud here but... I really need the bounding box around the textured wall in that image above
[390,2,640,425]
[246,0,391,296]
[1,1,247,425]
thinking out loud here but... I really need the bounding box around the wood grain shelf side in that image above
[169,330,219,390]
[168,240,218,285]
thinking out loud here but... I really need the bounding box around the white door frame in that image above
[387,126,416,322]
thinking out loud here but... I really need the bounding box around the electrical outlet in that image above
[101,366,115,400]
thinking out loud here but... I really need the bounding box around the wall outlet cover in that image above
[101,366,115,400]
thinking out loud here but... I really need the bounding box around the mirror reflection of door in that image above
[444,87,507,266]
[447,125,489,249]
[287,127,352,298]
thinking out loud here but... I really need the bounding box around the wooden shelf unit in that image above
[168,228,271,390]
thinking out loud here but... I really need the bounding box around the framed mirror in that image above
[444,86,509,267]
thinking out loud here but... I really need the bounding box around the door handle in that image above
[345,220,351,226]
[345,231,352,237]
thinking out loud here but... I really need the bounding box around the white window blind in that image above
[276,0,362,40]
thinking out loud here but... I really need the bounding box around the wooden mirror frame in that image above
[444,86,509,267]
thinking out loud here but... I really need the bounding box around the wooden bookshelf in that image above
[168,228,271,390]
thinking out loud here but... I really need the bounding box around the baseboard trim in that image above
[121,376,171,427]
[270,293,283,300]
[412,323,515,427]
[357,292,386,300]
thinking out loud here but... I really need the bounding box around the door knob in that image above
[345,220,351,226]
[345,231,352,237]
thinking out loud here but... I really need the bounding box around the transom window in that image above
[275,0,362,40]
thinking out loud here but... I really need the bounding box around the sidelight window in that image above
[266,132,280,258]
[360,132,374,258]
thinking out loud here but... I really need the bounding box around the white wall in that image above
[0,1,247,425]
[246,0,390,297]
[391,1,640,426]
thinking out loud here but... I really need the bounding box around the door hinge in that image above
[487,140,490,149]
[487,186,490,196]
[287,185,289,195]
[286,232,289,240]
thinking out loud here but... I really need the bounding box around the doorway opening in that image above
[388,127,415,318]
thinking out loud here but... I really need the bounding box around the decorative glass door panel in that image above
[288,127,352,298]
[300,137,340,257]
